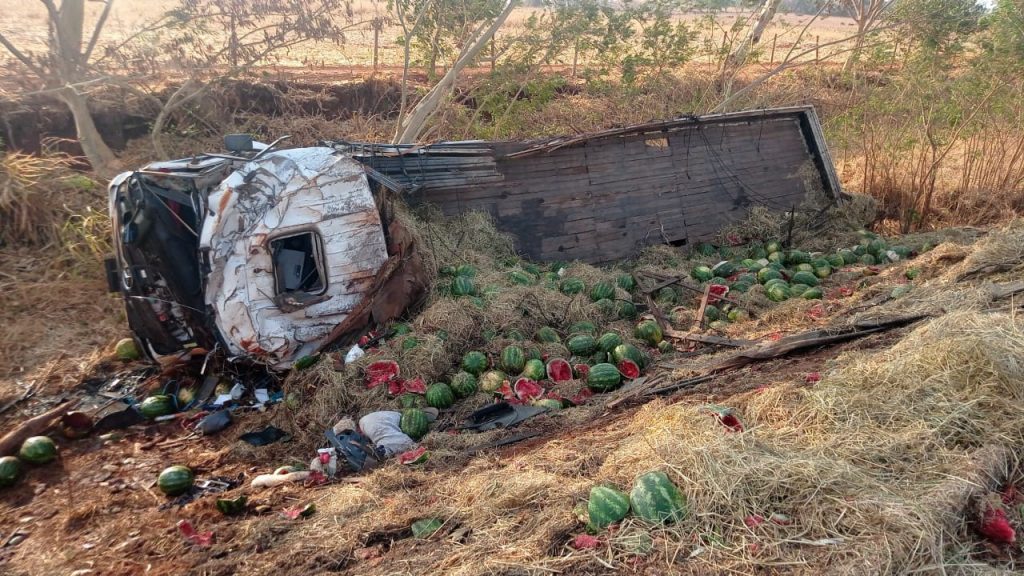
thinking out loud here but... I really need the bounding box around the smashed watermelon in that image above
[513,378,545,402]
[707,284,730,305]
[403,378,427,394]
[546,358,573,382]
[496,380,515,402]
[617,359,641,380]
[573,363,590,379]
[365,360,400,388]
[398,446,429,465]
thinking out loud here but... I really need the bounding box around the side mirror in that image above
[224,134,254,152]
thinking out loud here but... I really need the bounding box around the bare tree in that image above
[839,0,892,72]
[394,0,519,144]
[727,0,783,67]
[0,0,121,177]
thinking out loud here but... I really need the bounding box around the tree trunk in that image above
[58,87,121,179]
[727,0,782,67]
[842,21,868,74]
[395,0,518,144]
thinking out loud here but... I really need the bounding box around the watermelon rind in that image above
[588,485,631,530]
[19,436,57,465]
[157,465,194,496]
[587,363,622,392]
[400,409,430,440]
[461,351,489,375]
[629,471,687,524]
[450,371,479,398]
[567,334,598,356]
[425,383,455,409]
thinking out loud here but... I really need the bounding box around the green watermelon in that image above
[616,274,637,291]
[657,340,673,353]
[400,337,420,351]
[456,264,477,277]
[748,244,768,260]
[587,363,622,392]
[905,267,920,280]
[757,268,782,284]
[634,320,663,346]
[703,305,720,322]
[216,495,248,516]
[656,287,678,304]
[425,383,455,409]
[892,245,912,259]
[765,241,782,254]
[479,370,507,393]
[157,465,194,496]
[115,338,140,361]
[691,266,713,282]
[536,326,561,343]
[868,239,888,256]
[399,393,426,408]
[139,395,175,419]
[791,271,819,287]
[589,351,609,365]
[629,471,687,524]
[838,249,856,263]
[450,372,478,398]
[505,329,526,341]
[611,343,644,368]
[594,298,616,316]
[0,456,22,487]
[597,332,624,353]
[695,242,717,257]
[852,244,867,256]
[795,263,814,273]
[711,261,736,277]
[803,287,824,300]
[532,398,563,411]
[451,276,475,296]
[525,347,542,361]
[461,351,489,375]
[827,254,845,268]
[391,322,412,335]
[590,282,615,302]
[859,254,876,265]
[400,409,430,440]
[439,265,457,276]
[788,284,810,297]
[767,251,784,264]
[568,321,597,336]
[500,345,526,373]
[559,278,585,295]
[508,270,535,286]
[567,334,598,356]
[411,518,443,539]
[521,359,546,381]
[523,263,541,275]
[588,485,631,530]
[786,250,811,265]
[617,300,638,320]
[766,283,791,302]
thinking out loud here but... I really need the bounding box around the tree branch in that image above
[82,0,115,64]
[0,30,46,78]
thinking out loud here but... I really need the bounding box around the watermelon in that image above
[617,274,637,291]
[618,359,641,379]
[366,360,401,388]
[766,283,791,302]
[859,254,876,265]
[730,281,752,294]
[767,251,784,264]
[589,351,609,365]
[634,320,663,346]
[216,495,248,515]
[597,332,624,353]
[617,300,638,320]
[400,409,430,440]
[657,340,673,353]
[403,378,428,394]
[451,276,475,296]
[536,326,561,343]
[786,250,810,265]
[788,284,810,297]
[115,338,140,361]
[401,337,420,351]
[588,485,630,530]
[479,370,507,393]
[573,363,590,379]
[590,282,615,302]
[656,287,678,305]
[690,266,713,282]
[757,268,782,284]
[736,272,757,284]
[696,242,717,257]
[594,298,616,316]
[439,265,457,276]
[611,344,644,367]
[588,363,622,392]
[795,263,814,273]
[532,398,563,411]
[523,263,541,275]
[0,456,22,487]
[157,465,194,496]
[139,395,175,419]
[905,267,920,280]
[838,249,856,263]
[711,261,736,277]
[425,383,455,409]
[456,264,477,277]
[525,347,542,361]
[546,358,573,382]
[450,371,478,398]
[500,345,526,373]
[803,287,824,300]
[703,305,720,322]
[399,393,426,408]
[827,254,845,268]
[541,272,560,288]
[513,378,544,401]
[892,245,912,259]
[629,471,687,524]
[461,351,489,375]
[765,241,782,254]
[399,446,429,465]
[411,518,443,539]
[868,239,888,256]
[559,278,585,295]
[521,359,546,381]
[791,271,819,287]
[391,322,412,335]
[568,321,597,336]
[728,309,748,322]
[508,270,535,285]
[748,244,768,260]
[567,334,598,356]
[548,261,567,273]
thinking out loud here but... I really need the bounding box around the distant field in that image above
[0,0,861,82]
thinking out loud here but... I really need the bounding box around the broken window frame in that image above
[269,230,328,297]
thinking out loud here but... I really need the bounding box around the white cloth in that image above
[359,411,415,457]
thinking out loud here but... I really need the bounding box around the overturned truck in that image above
[105,106,841,369]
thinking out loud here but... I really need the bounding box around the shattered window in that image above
[270,232,327,295]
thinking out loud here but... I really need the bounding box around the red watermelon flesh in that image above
[513,378,544,402]
[546,358,573,382]
[570,387,594,405]
[403,378,427,394]
[388,378,405,396]
[398,446,429,465]
[617,359,641,380]
[573,364,590,379]
[496,380,515,401]
[708,284,730,304]
[365,360,400,388]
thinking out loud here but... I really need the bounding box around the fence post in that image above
[815,35,820,64]
[770,33,776,64]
